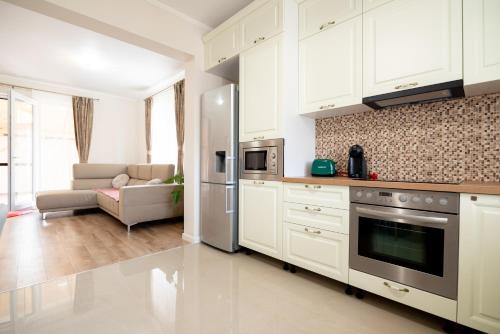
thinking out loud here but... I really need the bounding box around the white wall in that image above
[6,0,230,243]
[88,96,144,164]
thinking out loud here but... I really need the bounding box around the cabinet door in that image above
[239,180,283,260]
[299,0,361,39]
[458,194,500,333]
[299,16,362,115]
[205,24,239,70]
[284,223,348,283]
[239,34,282,142]
[363,0,394,12]
[363,0,462,97]
[240,0,282,51]
[464,0,500,92]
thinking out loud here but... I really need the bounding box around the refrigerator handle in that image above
[225,156,236,183]
[225,186,235,214]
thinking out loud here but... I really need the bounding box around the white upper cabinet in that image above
[464,0,500,96]
[458,194,500,334]
[240,0,283,51]
[239,34,283,142]
[363,0,462,98]
[299,16,364,117]
[363,0,394,12]
[204,24,240,70]
[298,0,362,40]
[239,180,283,260]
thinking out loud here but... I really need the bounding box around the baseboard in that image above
[182,232,201,243]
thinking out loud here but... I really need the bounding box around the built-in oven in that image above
[239,138,283,181]
[349,187,459,300]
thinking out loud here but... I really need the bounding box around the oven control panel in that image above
[351,187,459,214]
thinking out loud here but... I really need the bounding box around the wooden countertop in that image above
[283,176,500,195]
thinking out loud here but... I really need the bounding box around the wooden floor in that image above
[0,209,186,293]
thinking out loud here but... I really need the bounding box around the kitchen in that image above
[199,0,500,333]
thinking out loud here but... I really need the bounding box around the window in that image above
[151,88,177,166]
[33,91,78,191]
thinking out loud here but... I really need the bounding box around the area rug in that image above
[7,208,34,218]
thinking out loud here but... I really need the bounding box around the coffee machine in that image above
[348,145,367,179]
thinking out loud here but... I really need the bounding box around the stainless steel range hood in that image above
[363,80,465,109]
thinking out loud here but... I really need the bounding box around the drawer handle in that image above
[217,57,227,64]
[304,206,321,212]
[304,227,321,234]
[253,181,265,185]
[304,184,322,189]
[319,104,335,110]
[313,185,322,189]
[253,136,264,140]
[394,82,418,90]
[319,20,335,31]
[384,282,409,293]
[253,36,266,44]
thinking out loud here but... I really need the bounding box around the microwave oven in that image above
[239,138,283,181]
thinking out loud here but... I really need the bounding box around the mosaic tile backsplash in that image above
[315,93,500,183]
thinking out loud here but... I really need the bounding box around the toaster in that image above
[311,159,336,177]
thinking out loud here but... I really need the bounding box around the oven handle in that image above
[355,207,448,224]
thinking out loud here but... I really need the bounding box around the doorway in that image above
[0,89,37,211]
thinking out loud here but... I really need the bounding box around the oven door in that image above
[349,203,459,299]
[242,147,269,175]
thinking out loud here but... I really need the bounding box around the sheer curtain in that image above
[151,88,177,167]
[33,91,78,190]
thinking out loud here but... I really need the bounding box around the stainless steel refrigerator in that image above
[200,84,238,252]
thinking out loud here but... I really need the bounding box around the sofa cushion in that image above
[147,178,163,185]
[152,165,175,181]
[36,190,97,211]
[112,174,129,189]
[127,178,148,186]
[138,165,152,180]
[97,192,119,215]
[73,164,127,179]
[73,179,113,190]
[95,188,120,202]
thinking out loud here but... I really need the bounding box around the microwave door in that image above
[201,85,238,184]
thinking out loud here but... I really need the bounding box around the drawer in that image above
[349,269,457,321]
[284,223,348,283]
[284,183,349,209]
[283,202,349,234]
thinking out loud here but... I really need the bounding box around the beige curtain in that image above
[145,97,153,163]
[174,80,185,175]
[72,96,94,163]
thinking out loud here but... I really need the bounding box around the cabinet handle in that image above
[470,196,478,201]
[304,206,322,212]
[319,20,336,31]
[304,227,321,234]
[383,282,409,293]
[253,180,265,185]
[217,57,227,64]
[253,36,266,44]
[253,136,264,140]
[394,82,418,90]
[319,104,335,110]
[313,185,322,189]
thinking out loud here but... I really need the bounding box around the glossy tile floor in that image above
[0,243,451,334]
[0,210,185,292]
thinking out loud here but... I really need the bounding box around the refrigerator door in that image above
[201,182,238,252]
[201,84,238,185]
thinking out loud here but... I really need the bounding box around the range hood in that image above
[363,80,464,109]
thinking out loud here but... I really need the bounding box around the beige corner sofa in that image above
[36,164,183,232]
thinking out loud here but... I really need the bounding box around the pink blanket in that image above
[94,188,120,202]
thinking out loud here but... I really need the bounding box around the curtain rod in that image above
[149,84,174,99]
[1,83,100,101]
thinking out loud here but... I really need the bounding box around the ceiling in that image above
[155,0,253,27]
[0,1,184,99]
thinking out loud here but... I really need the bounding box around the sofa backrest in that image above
[72,163,175,190]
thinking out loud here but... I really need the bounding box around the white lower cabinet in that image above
[239,180,283,260]
[284,223,348,283]
[349,269,457,321]
[458,194,500,333]
[283,202,349,234]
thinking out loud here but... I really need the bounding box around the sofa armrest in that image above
[119,184,183,206]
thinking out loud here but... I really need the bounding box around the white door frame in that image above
[8,89,38,211]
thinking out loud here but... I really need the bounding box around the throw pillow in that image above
[112,174,130,189]
[147,178,163,185]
